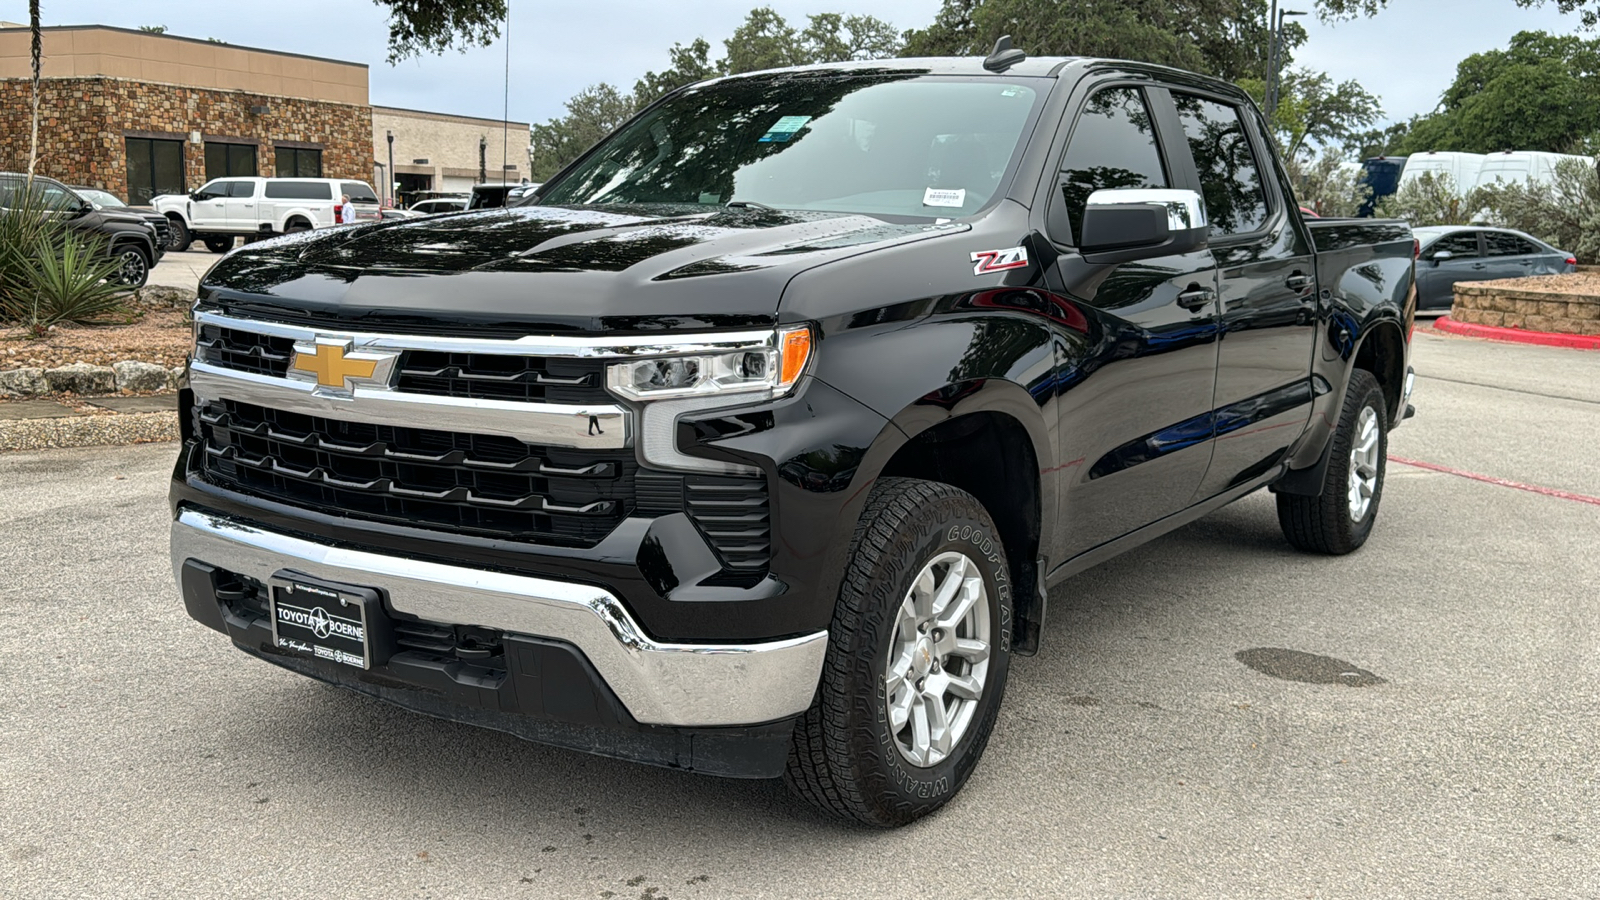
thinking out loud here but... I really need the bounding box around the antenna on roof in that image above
[983,35,1027,72]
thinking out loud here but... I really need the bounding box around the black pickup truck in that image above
[169,47,1415,827]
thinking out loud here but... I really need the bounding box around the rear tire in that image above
[1277,369,1388,554]
[785,478,1013,827]
[109,246,150,289]
[202,235,233,254]
[166,216,191,253]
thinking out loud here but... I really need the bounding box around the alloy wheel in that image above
[883,550,991,767]
[1347,406,1380,521]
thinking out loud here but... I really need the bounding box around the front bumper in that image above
[171,507,828,774]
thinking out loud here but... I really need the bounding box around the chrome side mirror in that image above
[1079,188,1209,265]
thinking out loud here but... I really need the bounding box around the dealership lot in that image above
[1,331,1596,899]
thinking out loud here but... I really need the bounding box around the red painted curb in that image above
[1389,456,1600,507]
[1434,315,1600,350]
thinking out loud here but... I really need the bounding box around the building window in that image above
[205,143,258,180]
[125,137,185,205]
[276,147,322,178]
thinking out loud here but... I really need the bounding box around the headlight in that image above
[605,325,814,403]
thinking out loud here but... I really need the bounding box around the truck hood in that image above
[201,203,966,334]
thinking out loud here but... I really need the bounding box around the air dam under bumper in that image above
[170,508,828,731]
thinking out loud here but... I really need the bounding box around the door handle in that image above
[1176,285,1215,311]
[1285,273,1313,291]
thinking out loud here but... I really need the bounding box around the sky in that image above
[6,0,1586,137]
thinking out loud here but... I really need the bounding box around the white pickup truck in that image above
[152,177,380,252]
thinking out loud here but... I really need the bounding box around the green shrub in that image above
[1476,159,1600,264]
[1374,172,1493,226]
[0,185,129,334]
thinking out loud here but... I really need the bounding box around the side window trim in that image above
[1164,86,1279,245]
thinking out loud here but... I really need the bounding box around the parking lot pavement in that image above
[147,247,221,291]
[1,333,1596,899]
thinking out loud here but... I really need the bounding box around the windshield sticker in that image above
[758,115,813,143]
[923,188,967,208]
[970,246,1030,276]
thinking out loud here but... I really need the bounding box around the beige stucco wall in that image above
[372,106,529,193]
[0,25,367,106]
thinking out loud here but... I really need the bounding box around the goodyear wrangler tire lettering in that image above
[785,477,1014,827]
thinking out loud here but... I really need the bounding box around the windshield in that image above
[78,189,124,207]
[538,73,1045,219]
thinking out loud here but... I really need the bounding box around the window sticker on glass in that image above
[923,187,966,208]
[758,115,813,143]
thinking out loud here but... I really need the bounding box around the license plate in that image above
[269,572,384,669]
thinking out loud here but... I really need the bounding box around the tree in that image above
[1388,31,1600,154]
[1318,0,1600,29]
[797,13,903,64]
[137,25,167,34]
[1287,151,1370,217]
[528,84,637,181]
[1241,67,1382,163]
[375,0,507,64]
[27,0,39,181]
[901,0,1303,83]
[634,38,718,107]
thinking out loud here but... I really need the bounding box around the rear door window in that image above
[1484,232,1541,256]
[1430,232,1481,258]
[264,181,334,200]
[1171,93,1270,236]
[1057,87,1169,242]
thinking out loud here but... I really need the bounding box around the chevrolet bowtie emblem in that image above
[288,339,397,393]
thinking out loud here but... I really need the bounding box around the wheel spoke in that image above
[912,567,937,620]
[945,672,983,701]
[924,693,954,759]
[910,696,931,763]
[935,577,981,630]
[949,637,989,664]
[929,556,967,617]
[888,687,914,732]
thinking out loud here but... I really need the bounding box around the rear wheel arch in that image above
[1353,319,1406,424]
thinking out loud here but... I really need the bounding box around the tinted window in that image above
[125,137,185,205]
[275,147,322,178]
[228,181,256,198]
[1057,87,1168,242]
[1485,232,1541,256]
[340,182,379,203]
[540,75,1042,219]
[264,181,333,200]
[193,180,228,201]
[1429,232,1480,258]
[37,182,75,210]
[205,142,257,180]
[1173,93,1269,236]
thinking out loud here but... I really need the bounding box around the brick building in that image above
[0,25,372,203]
[372,105,529,205]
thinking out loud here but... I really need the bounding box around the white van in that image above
[152,177,380,253]
[1474,151,1592,191]
[1398,152,1486,196]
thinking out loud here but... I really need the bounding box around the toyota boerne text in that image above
[168,44,1416,827]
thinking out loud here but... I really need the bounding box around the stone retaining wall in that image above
[1450,283,1600,336]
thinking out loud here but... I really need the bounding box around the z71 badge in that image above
[970,246,1029,276]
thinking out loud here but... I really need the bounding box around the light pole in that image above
[1266,7,1307,117]
[479,136,488,184]
[385,130,394,207]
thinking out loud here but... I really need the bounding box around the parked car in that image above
[172,48,1416,827]
[407,196,468,215]
[1414,226,1577,312]
[152,177,381,253]
[70,186,171,258]
[0,172,158,288]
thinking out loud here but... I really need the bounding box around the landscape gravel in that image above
[0,409,178,451]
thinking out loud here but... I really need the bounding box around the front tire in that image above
[110,246,149,289]
[165,216,191,252]
[1277,369,1388,554]
[785,478,1013,827]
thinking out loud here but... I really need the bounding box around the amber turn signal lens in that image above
[778,326,813,390]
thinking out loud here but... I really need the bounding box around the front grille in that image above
[151,220,171,246]
[194,323,611,405]
[196,324,296,377]
[195,399,634,546]
[393,620,505,663]
[395,351,607,404]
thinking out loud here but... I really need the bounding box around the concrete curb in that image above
[0,409,178,452]
[1435,316,1600,351]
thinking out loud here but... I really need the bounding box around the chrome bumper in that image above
[171,508,827,727]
